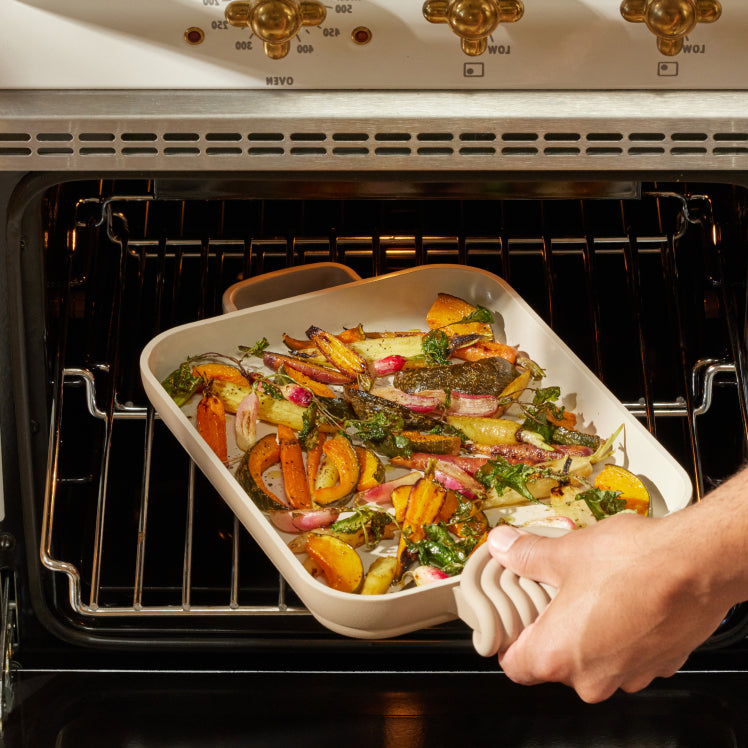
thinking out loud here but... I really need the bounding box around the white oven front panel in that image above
[2,0,745,89]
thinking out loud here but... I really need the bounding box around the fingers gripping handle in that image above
[454,527,564,657]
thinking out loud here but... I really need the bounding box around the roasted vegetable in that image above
[361,557,398,595]
[593,464,650,516]
[283,365,336,399]
[406,522,482,576]
[445,415,521,445]
[349,335,426,363]
[305,533,364,593]
[212,380,309,432]
[354,446,386,491]
[576,487,628,521]
[390,484,412,522]
[345,387,456,434]
[196,392,228,462]
[277,424,312,509]
[549,425,602,450]
[390,452,489,475]
[306,432,327,495]
[355,472,421,505]
[426,293,494,339]
[477,454,595,508]
[450,339,518,365]
[306,325,371,387]
[235,434,287,511]
[263,351,355,385]
[192,363,250,388]
[395,477,448,578]
[393,357,517,396]
[312,434,360,506]
[161,362,201,406]
[235,390,260,452]
[331,506,396,550]
[396,431,462,456]
[466,442,593,464]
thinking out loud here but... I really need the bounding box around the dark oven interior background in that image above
[6,176,748,665]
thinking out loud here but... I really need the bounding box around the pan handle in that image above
[454,527,565,658]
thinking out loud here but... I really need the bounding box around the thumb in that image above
[486,525,561,587]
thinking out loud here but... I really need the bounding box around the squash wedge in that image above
[312,435,360,506]
[354,446,386,492]
[235,433,287,511]
[305,533,364,593]
[426,293,493,339]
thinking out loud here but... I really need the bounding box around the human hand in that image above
[486,513,732,703]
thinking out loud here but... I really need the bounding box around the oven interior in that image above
[6,175,748,661]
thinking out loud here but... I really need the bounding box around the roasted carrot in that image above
[390,484,412,523]
[395,477,447,578]
[284,366,336,399]
[546,407,577,429]
[450,340,518,365]
[192,363,250,388]
[277,424,312,509]
[306,325,369,381]
[196,392,228,462]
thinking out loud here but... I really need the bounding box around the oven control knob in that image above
[422,0,524,56]
[225,0,326,59]
[620,0,721,56]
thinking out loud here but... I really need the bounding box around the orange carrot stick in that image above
[284,366,336,399]
[277,424,312,509]
[196,392,228,462]
[451,340,518,365]
[192,363,250,388]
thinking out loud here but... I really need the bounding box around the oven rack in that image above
[40,358,736,620]
[37,185,748,630]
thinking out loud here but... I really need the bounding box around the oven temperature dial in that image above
[422,0,524,56]
[620,0,722,56]
[225,0,326,59]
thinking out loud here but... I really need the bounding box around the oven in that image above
[3,1,748,745]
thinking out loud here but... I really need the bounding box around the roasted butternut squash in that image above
[235,433,286,511]
[593,464,651,516]
[312,435,360,506]
[305,533,364,593]
[426,293,493,339]
[354,446,386,491]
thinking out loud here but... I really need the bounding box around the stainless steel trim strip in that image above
[2,90,748,172]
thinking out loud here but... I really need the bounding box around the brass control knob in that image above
[620,0,721,56]
[225,0,326,59]
[423,0,524,56]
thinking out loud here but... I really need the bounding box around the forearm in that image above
[659,465,748,612]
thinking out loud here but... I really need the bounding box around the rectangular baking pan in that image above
[140,265,692,639]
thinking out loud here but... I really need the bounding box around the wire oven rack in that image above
[36,181,748,637]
